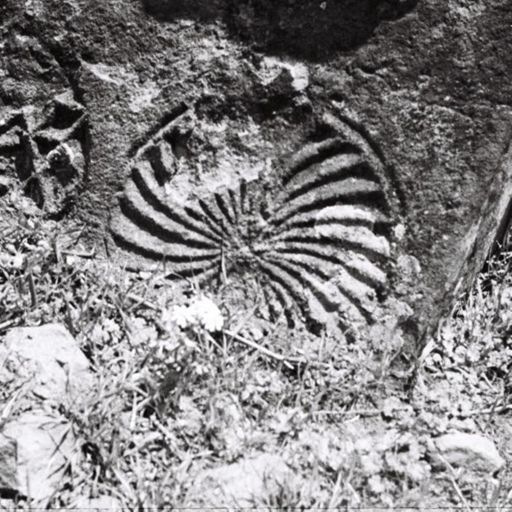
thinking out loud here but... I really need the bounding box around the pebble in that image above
[430,432,505,474]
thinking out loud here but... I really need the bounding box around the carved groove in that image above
[111,116,395,332]
[0,91,87,216]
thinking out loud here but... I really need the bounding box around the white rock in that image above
[0,325,92,504]
[186,453,292,508]
[2,324,92,400]
[2,412,77,505]
[259,56,309,92]
[432,432,505,473]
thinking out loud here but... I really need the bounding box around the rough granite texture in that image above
[2,0,512,345]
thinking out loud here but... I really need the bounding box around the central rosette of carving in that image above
[217,194,270,271]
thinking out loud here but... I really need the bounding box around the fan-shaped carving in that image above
[111,115,395,331]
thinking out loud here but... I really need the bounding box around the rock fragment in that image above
[2,323,92,400]
[2,412,76,505]
[186,453,293,508]
[431,432,505,474]
[0,324,94,506]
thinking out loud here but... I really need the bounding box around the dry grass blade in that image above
[126,293,159,311]
[0,319,15,331]
[2,191,512,510]
[61,248,96,259]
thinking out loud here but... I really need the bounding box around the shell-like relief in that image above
[111,113,396,332]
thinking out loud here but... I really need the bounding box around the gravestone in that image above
[1,0,512,345]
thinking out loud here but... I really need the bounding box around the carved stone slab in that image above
[2,0,512,345]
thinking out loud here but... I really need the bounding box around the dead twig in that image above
[224,329,299,370]
[61,248,96,259]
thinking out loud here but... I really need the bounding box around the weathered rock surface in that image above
[2,323,92,400]
[185,453,292,508]
[430,433,505,474]
[0,324,93,505]
[2,412,77,505]
[2,0,512,344]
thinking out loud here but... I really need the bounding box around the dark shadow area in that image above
[143,0,418,61]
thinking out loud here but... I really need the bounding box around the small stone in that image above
[2,412,77,505]
[431,433,505,474]
[288,62,309,92]
[186,453,292,508]
[2,324,92,401]
[259,56,309,92]
[0,434,18,498]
